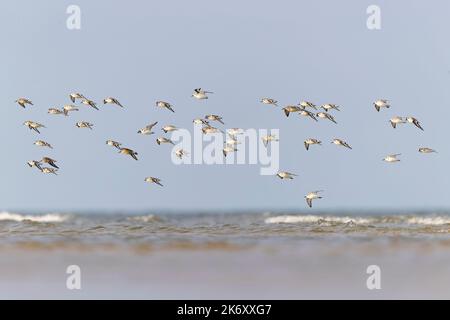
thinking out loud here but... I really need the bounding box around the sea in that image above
[0,210,449,299]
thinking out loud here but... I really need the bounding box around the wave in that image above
[0,212,68,223]
[264,215,374,225]
[406,216,450,225]
[126,214,160,223]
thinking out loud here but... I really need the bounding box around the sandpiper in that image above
[389,116,406,129]
[27,160,42,171]
[156,137,175,145]
[304,138,322,150]
[34,140,52,149]
[144,177,163,186]
[374,99,390,112]
[321,104,340,112]
[175,149,189,159]
[261,134,279,147]
[119,148,138,160]
[317,112,337,124]
[331,138,352,149]
[81,98,99,110]
[69,93,85,103]
[299,109,318,121]
[106,140,122,149]
[225,136,240,146]
[193,118,210,126]
[282,106,301,117]
[406,117,424,131]
[62,105,79,115]
[41,167,58,175]
[276,171,297,180]
[227,128,243,136]
[16,98,33,108]
[223,145,238,157]
[205,114,225,124]
[383,154,401,163]
[138,121,158,135]
[41,157,59,169]
[202,126,222,134]
[305,191,323,208]
[103,97,124,108]
[162,125,178,133]
[24,121,45,134]
[192,88,213,100]
[76,121,93,129]
[419,147,437,154]
[48,108,65,115]
[260,98,278,106]
[156,100,174,113]
[299,101,317,110]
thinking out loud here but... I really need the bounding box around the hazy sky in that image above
[2,1,450,213]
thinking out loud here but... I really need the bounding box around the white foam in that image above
[265,215,373,225]
[127,214,159,223]
[406,216,450,226]
[0,212,67,223]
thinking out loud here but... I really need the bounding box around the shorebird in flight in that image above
[156,137,175,145]
[41,167,58,175]
[223,145,238,157]
[69,93,85,103]
[304,138,322,150]
[321,104,340,112]
[41,157,59,169]
[316,112,337,124]
[374,99,390,112]
[305,190,323,208]
[156,101,174,113]
[205,114,225,124]
[227,128,243,136]
[331,139,352,149]
[103,97,124,108]
[106,140,122,149]
[262,134,279,147]
[202,126,222,134]
[225,136,240,146]
[119,148,138,160]
[34,140,52,149]
[299,109,318,122]
[81,98,98,110]
[389,116,406,129]
[175,149,189,159]
[16,98,33,108]
[48,108,65,115]
[138,121,158,135]
[24,121,45,134]
[419,147,437,154]
[406,117,424,131]
[299,101,317,110]
[276,171,297,180]
[383,154,401,163]
[27,160,42,171]
[144,177,163,186]
[193,118,210,126]
[282,105,301,117]
[260,98,278,106]
[162,125,178,133]
[192,88,213,100]
[63,105,79,115]
[76,121,94,129]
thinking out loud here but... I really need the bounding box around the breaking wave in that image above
[264,215,374,225]
[0,212,68,223]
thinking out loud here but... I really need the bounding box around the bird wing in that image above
[306,198,312,208]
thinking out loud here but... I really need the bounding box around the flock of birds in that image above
[17,90,436,208]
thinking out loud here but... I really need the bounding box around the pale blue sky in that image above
[1,1,450,212]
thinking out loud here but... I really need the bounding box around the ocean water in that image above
[0,211,449,299]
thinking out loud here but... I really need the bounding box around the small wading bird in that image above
[276,171,297,180]
[374,99,390,112]
[27,160,42,171]
[383,154,401,163]
[161,125,178,133]
[261,135,279,147]
[175,149,189,159]
[223,145,238,157]
[331,139,352,149]
[282,106,301,117]
[389,116,406,129]
[192,88,213,100]
[41,167,58,175]
[81,98,99,110]
[69,93,85,103]
[321,104,340,112]
[316,112,337,124]
[419,147,437,154]
[138,121,158,135]
[156,137,175,145]
[145,176,163,186]
[41,157,59,169]
[304,138,322,150]
[156,101,174,113]
[63,105,79,115]
[34,140,52,149]
[48,108,65,115]
[406,116,424,131]
[193,118,210,126]
[299,109,318,121]
[260,98,278,106]
[205,114,224,124]
[305,190,323,208]
[24,121,45,134]
[16,98,33,108]
[202,126,222,134]
[298,101,317,110]
[119,148,138,160]
[106,140,122,149]
[103,97,124,108]
[76,121,93,129]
